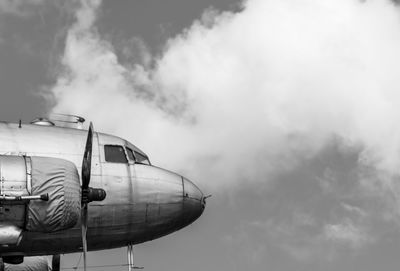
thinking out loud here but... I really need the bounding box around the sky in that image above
[2,0,400,270]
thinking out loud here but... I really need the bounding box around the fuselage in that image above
[0,121,205,256]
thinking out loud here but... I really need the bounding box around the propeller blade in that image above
[81,122,93,190]
[81,204,88,271]
[52,254,60,271]
[81,122,93,271]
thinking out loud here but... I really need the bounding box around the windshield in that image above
[126,142,151,165]
[134,151,151,165]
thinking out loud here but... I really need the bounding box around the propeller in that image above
[80,122,106,271]
[52,254,60,271]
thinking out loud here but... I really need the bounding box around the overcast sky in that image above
[2,0,400,270]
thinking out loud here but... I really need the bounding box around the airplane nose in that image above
[182,178,205,227]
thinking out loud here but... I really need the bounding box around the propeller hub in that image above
[82,187,106,204]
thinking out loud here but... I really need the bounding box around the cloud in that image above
[43,0,400,263]
[236,211,371,262]
[46,0,400,189]
[216,141,400,264]
[0,0,48,16]
[230,213,369,263]
[324,219,371,248]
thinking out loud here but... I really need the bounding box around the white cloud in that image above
[44,0,400,261]
[0,0,48,16]
[324,219,371,248]
[246,215,372,262]
[46,0,400,190]
[341,203,368,218]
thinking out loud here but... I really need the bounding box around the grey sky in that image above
[2,0,400,271]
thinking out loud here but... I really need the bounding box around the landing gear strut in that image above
[127,243,143,270]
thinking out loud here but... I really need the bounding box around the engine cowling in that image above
[0,155,80,236]
[26,156,80,232]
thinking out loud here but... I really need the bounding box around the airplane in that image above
[0,115,207,271]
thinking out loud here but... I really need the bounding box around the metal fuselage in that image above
[0,122,205,256]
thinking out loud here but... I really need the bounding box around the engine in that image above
[0,155,80,246]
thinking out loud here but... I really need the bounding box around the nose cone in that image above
[182,178,205,227]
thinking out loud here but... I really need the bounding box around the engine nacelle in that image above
[0,155,80,240]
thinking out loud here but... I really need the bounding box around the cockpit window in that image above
[134,151,151,165]
[104,145,128,163]
[126,147,135,161]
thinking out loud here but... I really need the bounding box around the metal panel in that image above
[0,156,28,229]
[0,224,22,246]
[0,156,28,196]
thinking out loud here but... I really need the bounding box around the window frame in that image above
[103,144,129,164]
[134,151,151,165]
[125,147,136,163]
